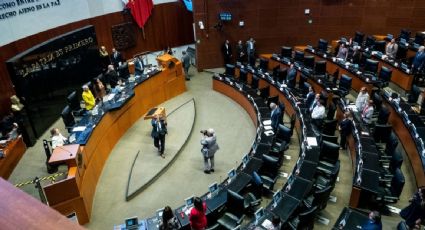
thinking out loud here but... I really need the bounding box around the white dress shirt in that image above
[356,92,369,111]
[51,134,67,149]
[311,104,325,119]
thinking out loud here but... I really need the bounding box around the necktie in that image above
[157,121,161,132]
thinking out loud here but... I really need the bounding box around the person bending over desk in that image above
[361,100,374,125]
[82,85,95,111]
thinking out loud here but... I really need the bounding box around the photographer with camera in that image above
[200,128,219,174]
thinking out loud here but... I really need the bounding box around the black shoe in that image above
[210,169,215,172]
[204,170,210,174]
[186,78,190,81]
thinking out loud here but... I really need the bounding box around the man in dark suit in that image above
[270,103,281,131]
[236,40,245,63]
[246,37,256,66]
[151,114,167,158]
[134,56,144,75]
[338,111,353,149]
[110,48,123,68]
[182,51,191,81]
[104,65,119,88]
[286,63,297,88]
[305,87,315,108]
[222,40,232,65]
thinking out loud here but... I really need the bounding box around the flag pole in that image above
[142,27,146,40]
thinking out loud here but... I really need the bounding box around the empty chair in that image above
[354,31,364,45]
[399,29,411,41]
[259,86,270,100]
[304,56,315,69]
[396,44,408,60]
[322,119,338,136]
[320,140,340,164]
[276,68,287,83]
[389,168,405,198]
[374,40,386,53]
[318,39,328,53]
[275,124,292,148]
[373,124,392,144]
[314,60,326,76]
[251,75,259,89]
[239,69,248,83]
[225,64,235,76]
[287,206,318,230]
[365,36,376,48]
[294,50,304,63]
[303,185,333,211]
[298,73,308,93]
[258,155,280,193]
[61,105,76,133]
[315,160,340,190]
[217,190,246,230]
[281,46,292,58]
[337,74,352,98]
[413,32,425,46]
[320,133,338,145]
[407,85,421,103]
[259,58,269,71]
[377,66,392,88]
[364,59,379,75]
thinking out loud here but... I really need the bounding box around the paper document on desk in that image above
[361,131,369,136]
[264,125,273,131]
[307,137,318,146]
[261,219,274,230]
[107,94,115,101]
[264,130,274,136]
[262,120,272,126]
[72,126,86,132]
[346,105,358,112]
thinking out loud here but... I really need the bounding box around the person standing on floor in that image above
[222,39,232,65]
[236,40,245,63]
[182,51,191,81]
[246,37,256,66]
[200,128,219,174]
[338,111,353,150]
[400,188,425,228]
[151,114,167,158]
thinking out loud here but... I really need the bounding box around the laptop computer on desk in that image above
[125,217,139,230]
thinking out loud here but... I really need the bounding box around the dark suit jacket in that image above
[151,119,167,138]
[287,68,297,88]
[339,119,352,136]
[135,59,144,74]
[105,70,119,88]
[305,92,315,108]
[111,51,123,67]
[222,43,232,58]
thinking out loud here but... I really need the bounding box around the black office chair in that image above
[318,39,328,53]
[389,149,404,174]
[336,74,352,98]
[251,75,259,89]
[399,29,411,41]
[267,95,279,107]
[365,36,376,49]
[271,124,292,154]
[377,168,405,204]
[373,124,392,144]
[322,119,338,136]
[258,86,269,101]
[374,40,386,53]
[287,206,318,230]
[281,46,293,58]
[259,58,269,71]
[320,133,338,145]
[319,140,340,165]
[413,32,425,46]
[374,66,392,89]
[61,105,76,133]
[315,160,340,190]
[397,221,409,230]
[407,85,421,104]
[278,102,286,125]
[326,102,336,120]
[364,59,379,76]
[67,91,84,118]
[372,92,383,112]
[304,56,315,69]
[354,31,364,45]
[225,64,235,76]
[276,68,287,84]
[217,190,246,230]
[396,44,408,61]
[376,106,390,125]
[294,50,304,63]
[239,69,248,83]
[304,185,333,211]
[314,60,326,77]
[258,156,279,194]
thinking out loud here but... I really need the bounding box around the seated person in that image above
[362,211,382,230]
[159,206,180,230]
[286,63,297,88]
[111,79,124,94]
[361,100,374,125]
[311,100,326,128]
[336,43,348,61]
[134,56,144,75]
[50,128,67,149]
[82,85,96,111]
[309,94,321,112]
[104,65,119,88]
[356,87,369,111]
[270,102,281,131]
[385,38,398,60]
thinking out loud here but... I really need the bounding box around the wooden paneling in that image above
[0,136,26,179]
[193,0,425,70]
[0,2,194,117]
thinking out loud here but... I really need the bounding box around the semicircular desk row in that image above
[42,55,187,225]
[261,49,425,189]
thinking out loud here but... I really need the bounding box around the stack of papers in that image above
[264,130,274,136]
[262,120,272,126]
[264,125,273,131]
[72,126,86,132]
[307,137,318,146]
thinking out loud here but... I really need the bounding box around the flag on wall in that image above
[181,0,192,12]
[124,0,154,28]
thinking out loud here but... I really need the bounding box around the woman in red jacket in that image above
[189,197,207,230]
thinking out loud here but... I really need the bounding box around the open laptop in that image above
[272,191,282,208]
[242,154,249,168]
[254,207,265,225]
[183,196,195,215]
[124,216,139,230]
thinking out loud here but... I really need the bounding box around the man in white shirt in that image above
[356,87,369,111]
[50,128,67,149]
[311,100,326,129]
[310,94,321,112]
[361,100,375,124]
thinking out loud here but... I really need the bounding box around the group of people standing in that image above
[222,38,256,66]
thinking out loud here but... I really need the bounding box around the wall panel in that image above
[0,2,193,117]
[193,0,425,70]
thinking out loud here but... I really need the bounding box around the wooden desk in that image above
[48,144,80,167]
[0,136,26,179]
[44,55,186,224]
[373,57,413,91]
[0,178,83,229]
[143,107,166,120]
